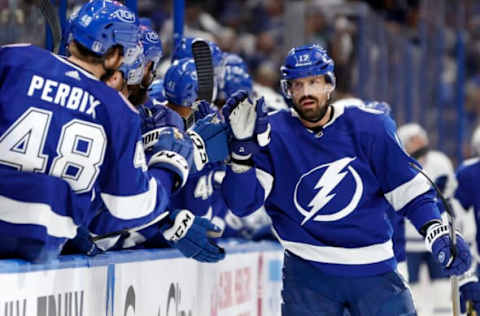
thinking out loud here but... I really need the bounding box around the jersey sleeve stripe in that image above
[384,173,431,211]
[255,168,274,200]
[0,195,78,238]
[100,177,158,220]
[273,228,394,265]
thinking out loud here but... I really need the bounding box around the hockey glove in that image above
[425,222,472,276]
[69,226,103,256]
[460,281,480,313]
[139,103,184,136]
[187,113,229,173]
[222,90,270,161]
[161,209,226,262]
[193,100,216,122]
[148,127,193,190]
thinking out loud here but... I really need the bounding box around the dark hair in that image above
[70,40,123,65]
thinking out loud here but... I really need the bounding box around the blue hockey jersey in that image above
[455,157,480,254]
[222,103,441,276]
[0,44,174,254]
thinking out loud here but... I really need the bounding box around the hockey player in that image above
[128,24,163,107]
[0,0,224,263]
[397,123,456,314]
[217,53,253,106]
[454,126,480,313]
[220,44,473,315]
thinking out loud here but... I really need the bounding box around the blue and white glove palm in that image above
[222,90,270,162]
[161,209,226,262]
[425,223,472,276]
[147,127,193,190]
[187,112,229,173]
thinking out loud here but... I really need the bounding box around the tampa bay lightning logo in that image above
[112,9,136,23]
[294,157,363,225]
[145,31,160,43]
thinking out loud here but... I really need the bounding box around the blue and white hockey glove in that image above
[187,113,229,173]
[460,281,480,313]
[139,103,183,134]
[147,127,193,190]
[193,100,216,122]
[222,90,270,162]
[425,222,472,276]
[160,209,226,262]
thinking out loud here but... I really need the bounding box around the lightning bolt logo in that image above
[294,157,362,226]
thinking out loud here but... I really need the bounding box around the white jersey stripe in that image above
[0,195,78,238]
[273,228,394,265]
[256,168,274,201]
[384,173,431,211]
[101,177,158,220]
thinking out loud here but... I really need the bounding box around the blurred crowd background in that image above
[1,0,480,165]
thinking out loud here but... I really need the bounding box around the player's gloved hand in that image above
[425,223,472,275]
[139,103,183,136]
[148,127,193,190]
[70,226,103,256]
[222,90,270,161]
[193,100,216,122]
[187,113,229,173]
[160,209,226,262]
[460,281,480,313]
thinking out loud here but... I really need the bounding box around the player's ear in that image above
[104,70,124,92]
[327,84,335,99]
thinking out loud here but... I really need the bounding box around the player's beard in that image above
[294,95,329,123]
[128,85,148,107]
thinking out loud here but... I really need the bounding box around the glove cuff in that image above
[142,128,165,149]
[187,130,208,172]
[162,209,194,242]
[229,161,252,173]
[425,222,449,252]
[149,150,190,188]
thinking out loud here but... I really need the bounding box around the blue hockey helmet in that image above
[118,48,145,85]
[280,44,335,99]
[147,79,167,102]
[140,24,163,73]
[139,17,154,29]
[219,53,253,100]
[164,58,198,107]
[70,0,141,65]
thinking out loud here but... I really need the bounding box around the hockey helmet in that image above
[219,53,252,100]
[164,58,198,107]
[280,44,335,99]
[70,0,141,65]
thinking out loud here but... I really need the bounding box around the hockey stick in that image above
[34,0,62,54]
[410,162,461,316]
[192,39,215,102]
[91,210,221,242]
[91,212,169,242]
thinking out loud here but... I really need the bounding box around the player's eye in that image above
[291,81,303,90]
